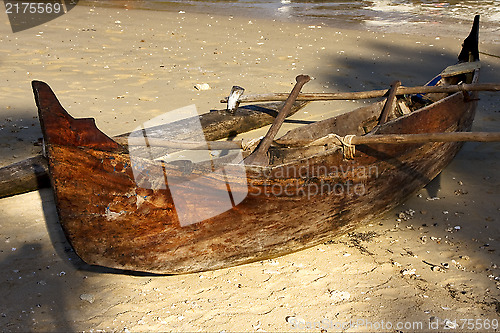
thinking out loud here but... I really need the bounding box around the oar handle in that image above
[244,75,311,166]
[378,81,401,126]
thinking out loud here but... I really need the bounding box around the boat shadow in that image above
[0,242,75,331]
[0,111,44,169]
[319,38,458,97]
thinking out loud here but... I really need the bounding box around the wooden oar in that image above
[221,83,500,103]
[244,74,311,166]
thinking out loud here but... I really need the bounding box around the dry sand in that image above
[0,4,499,332]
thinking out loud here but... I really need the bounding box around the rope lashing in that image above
[333,134,357,159]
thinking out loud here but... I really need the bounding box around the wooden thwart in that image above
[221,83,500,103]
[441,62,481,77]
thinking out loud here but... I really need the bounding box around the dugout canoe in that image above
[34,17,481,274]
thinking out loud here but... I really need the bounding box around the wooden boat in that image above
[34,17,481,274]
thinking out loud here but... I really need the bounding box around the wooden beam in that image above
[278,132,500,148]
[221,83,500,103]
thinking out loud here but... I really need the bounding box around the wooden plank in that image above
[398,101,412,115]
[0,156,50,198]
[441,62,481,77]
[378,81,401,126]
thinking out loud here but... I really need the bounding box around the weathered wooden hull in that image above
[33,17,481,274]
[36,82,478,274]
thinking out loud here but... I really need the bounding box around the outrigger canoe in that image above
[34,17,483,274]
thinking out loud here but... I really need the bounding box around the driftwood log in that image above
[0,155,51,199]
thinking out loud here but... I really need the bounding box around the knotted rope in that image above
[333,134,357,159]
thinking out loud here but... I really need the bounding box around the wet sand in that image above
[0,4,499,332]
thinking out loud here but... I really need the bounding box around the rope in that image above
[457,82,474,101]
[333,134,356,159]
[242,137,262,151]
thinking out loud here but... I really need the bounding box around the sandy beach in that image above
[0,3,499,332]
